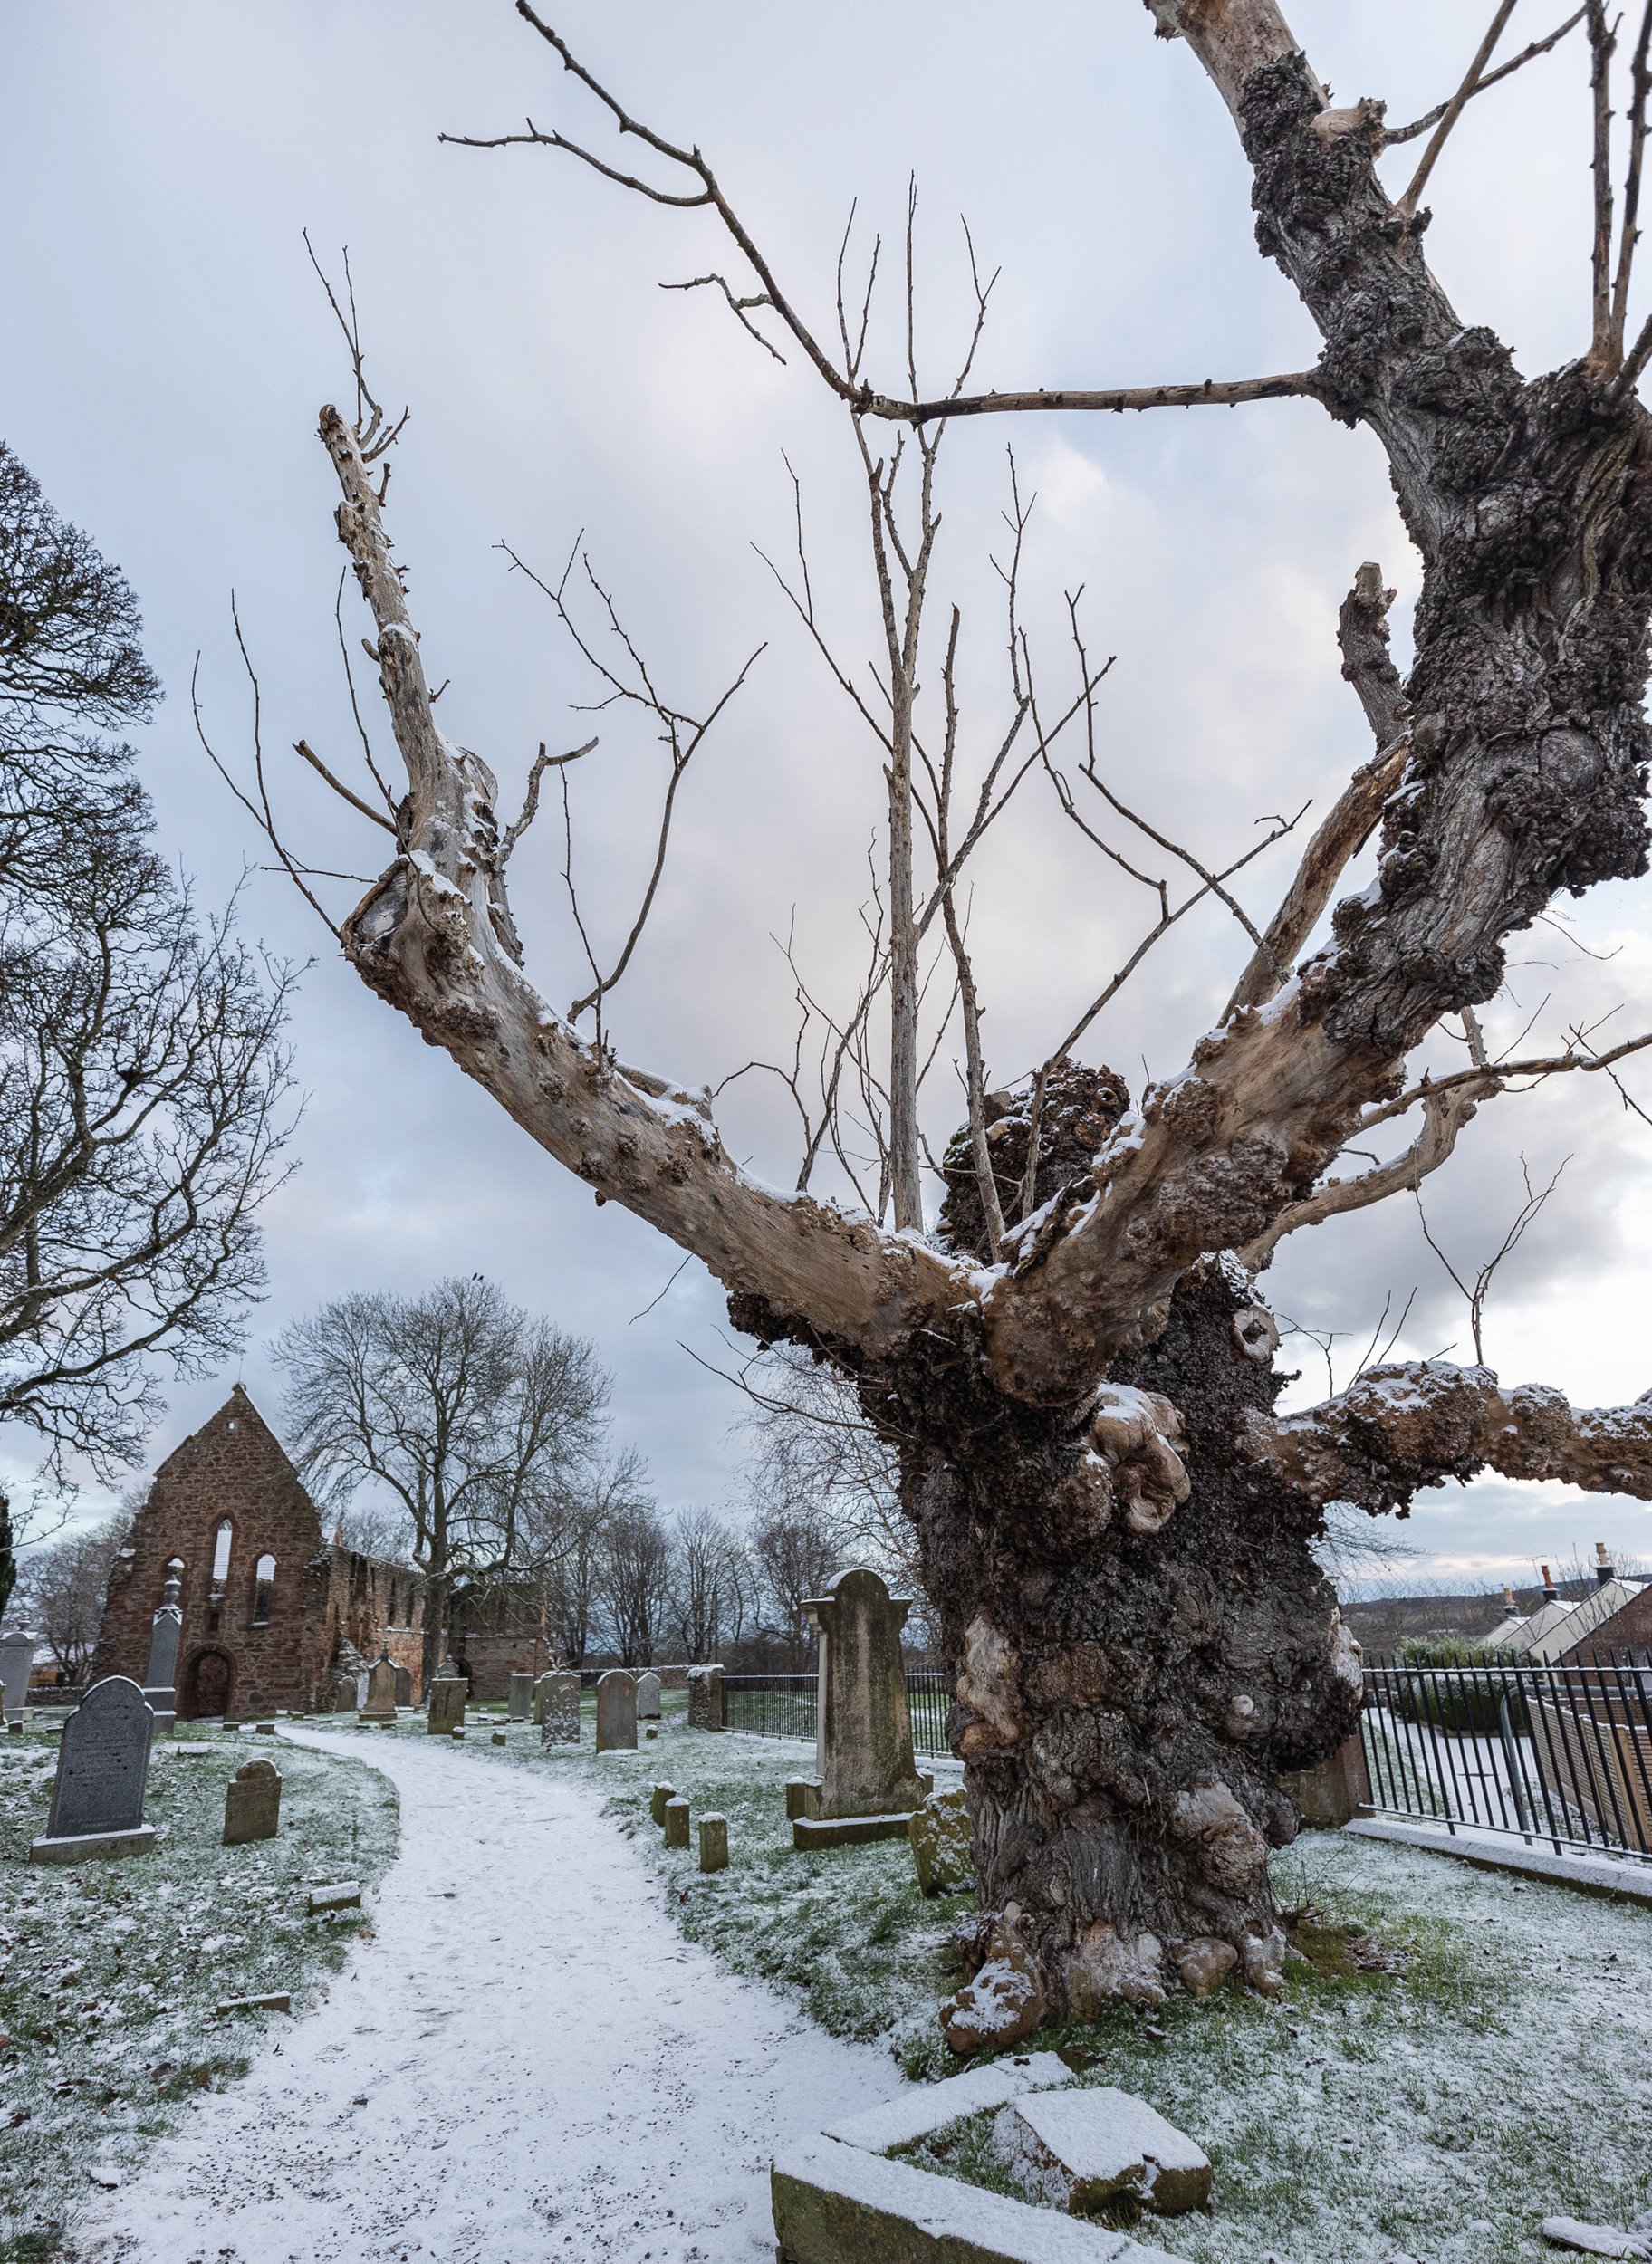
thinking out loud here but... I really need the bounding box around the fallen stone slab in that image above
[214,1991,292,2016]
[1006,2089,1212,2217]
[793,1811,915,1851]
[773,2134,1179,2264]
[30,1827,156,1866]
[307,1881,361,1914]
[821,2053,1071,2154]
[1542,2221,1652,2259]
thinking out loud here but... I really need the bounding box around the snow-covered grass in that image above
[335,1701,1652,2263]
[0,1722,398,2264]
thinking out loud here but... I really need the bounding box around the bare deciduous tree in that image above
[274,1277,610,1682]
[667,1504,746,1664]
[244,5,1652,2014]
[10,1510,130,1681]
[597,1494,673,1666]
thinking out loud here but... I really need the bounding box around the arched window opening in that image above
[211,1518,233,1588]
[252,1553,276,1626]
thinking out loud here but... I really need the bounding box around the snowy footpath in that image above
[77,1727,889,2264]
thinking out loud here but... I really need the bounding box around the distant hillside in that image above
[1341,1575,1595,1659]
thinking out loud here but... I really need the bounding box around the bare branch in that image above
[1384,8,1588,142]
[1588,2,1618,367]
[500,735,597,868]
[1395,0,1523,222]
[292,738,399,834]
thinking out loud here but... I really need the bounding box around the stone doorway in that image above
[182,1648,235,1720]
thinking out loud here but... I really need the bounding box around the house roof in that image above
[1487,1578,1649,1664]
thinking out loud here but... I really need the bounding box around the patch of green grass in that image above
[0,1725,398,2264]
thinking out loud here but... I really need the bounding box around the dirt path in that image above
[79,1726,889,2264]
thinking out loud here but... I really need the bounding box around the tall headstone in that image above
[393,1665,413,1709]
[223,1757,283,1844]
[30,1677,156,1863]
[793,1568,931,1851]
[142,1559,184,1733]
[426,1657,467,1736]
[686,1664,725,1731]
[507,1671,534,1722]
[595,1669,638,1753]
[360,1655,398,1724]
[636,1669,662,1720]
[538,1671,581,1746]
[0,1632,34,1723]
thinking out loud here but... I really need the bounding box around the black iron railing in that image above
[1361,1655,1652,1866]
[722,1669,956,1761]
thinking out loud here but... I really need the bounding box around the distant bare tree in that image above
[598,1496,672,1666]
[538,1446,648,1665]
[12,1511,130,1681]
[748,1499,856,1670]
[666,1505,746,1662]
[274,1277,610,1681]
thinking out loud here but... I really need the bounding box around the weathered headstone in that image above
[426,1657,467,1736]
[393,1665,413,1708]
[539,1671,581,1746]
[909,1785,974,1895]
[507,1671,534,1722]
[663,1795,690,1848]
[697,1812,729,1873]
[142,1560,184,1733]
[223,1757,283,1844]
[649,1781,677,1826]
[0,1632,34,1722]
[29,1677,156,1862]
[793,1568,931,1851]
[329,1669,361,1714]
[686,1664,724,1731]
[636,1669,662,1720]
[595,1669,638,1753]
[360,1655,398,1724]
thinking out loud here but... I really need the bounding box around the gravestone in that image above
[663,1795,690,1848]
[426,1659,467,1736]
[507,1672,534,1722]
[393,1665,413,1708]
[30,1677,156,1862]
[793,1568,931,1851]
[223,1757,283,1844]
[538,1671,581,1746]
[697,1812,729,1874]
[142,1560,184,1733]
[0,1631,33,1722]
[360,1655,398,1724]
[649,1781,677,1826]
[329,1669,361,1715]
[909,1786,973,1895]
[595,1669,638,1753]
[686,1664,724,1731]
[636,1670,662,1720]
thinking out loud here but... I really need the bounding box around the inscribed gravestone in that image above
[360,1656,398,1722]
[793,1568,930,1849]
[223,1757,283,1844]
[539,1671,581,1746]
[595,1669,638,1753]
[142,1560,184,1732]
[508,1672,534,1722]
[636,1670,662,1720]
[0,1632,33,1722]
[30,1677,156,1862]
[427,1662,466,1735]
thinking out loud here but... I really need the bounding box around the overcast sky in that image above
[5,1,1651,1588]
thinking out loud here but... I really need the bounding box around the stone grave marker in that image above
[30,1677,156,1863]
[636,1670,662,1720]
[697,1813,729,1873]
[686,1664,724,1731]
[142,1560,184,1733]
[0,1631,33,1723]
[909,1786,973,1895]
[649,1781,677,1826]
[539,1671,581,1746]
[329,1669,360,1714]
[426,1659,467,1736]
[507,1672,534,1722]
[793,1568,931,1851]
[223,1757,283,1844]
[595,1669,638,1753]
[360,1655,398,1723]
[393,1665,413,1708]
[663,1795,691,1848]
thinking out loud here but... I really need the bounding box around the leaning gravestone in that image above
[595,1669,638,1753]
[792,1567,931,1851]
[142,1560,184,1733]
[0,1631,33,1723]
[426,1661,467,1736]
[223,1757,283,1844]
[538,1671,581,1746]
[30,1677,156,1863]
[635,1669,662,1720]
[360,1655,398,1724]
[507,1672,534,1722]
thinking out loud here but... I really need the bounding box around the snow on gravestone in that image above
[538,1672,581,1745]
[30,1677,157,1862]
[793,1568,930,1848]
[1005,2089,1213,2218]
[595,1670,638,1752]
[360,1657,398,1723]
[507,1672,534,1722]
[223,1757,283,1844]
[0,1631,33,1722]
[636,1670,662,1720]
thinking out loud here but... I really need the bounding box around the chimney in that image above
[1596,1541,1616,1588]
[1501,1586,1519,1617]
[1542,1563,1559,1604]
